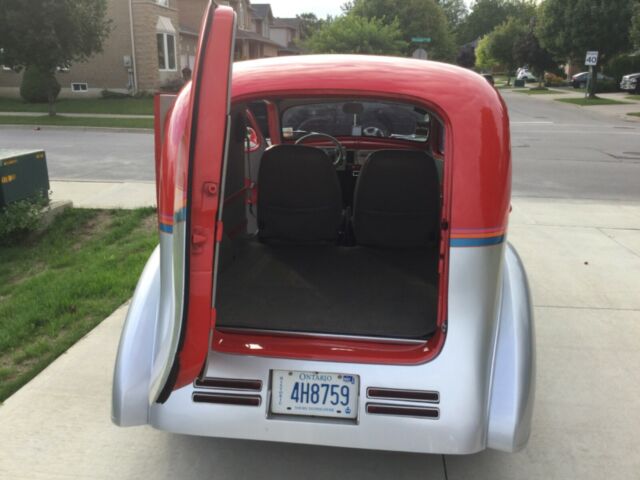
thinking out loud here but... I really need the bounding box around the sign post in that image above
[411,37,431,61]
[584,51,599,99]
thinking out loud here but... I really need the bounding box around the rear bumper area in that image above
[145,244,535,454]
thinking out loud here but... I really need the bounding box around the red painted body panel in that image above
[159,46,510,374]
[230,55,511,232]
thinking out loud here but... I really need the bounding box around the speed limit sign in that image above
[585,51,599,66]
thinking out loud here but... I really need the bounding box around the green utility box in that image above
[0,149,50,208]
[513,79,525,87]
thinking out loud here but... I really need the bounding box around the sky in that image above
[265,1,475,19]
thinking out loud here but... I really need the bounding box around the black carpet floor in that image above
[215,238,439,339]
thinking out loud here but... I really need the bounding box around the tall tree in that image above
[475,17,527,84]
[350,0,457,61]
[436,0,468,31]
[0,0,111,115]
[513,19,557,87]
[458,0,536,45]
[537,0,634,97]
[537,0,634,63]
[296,13,325,41]
[630,2,640,50]
[305,15,407,56]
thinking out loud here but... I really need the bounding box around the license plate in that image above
[270,370,359,419]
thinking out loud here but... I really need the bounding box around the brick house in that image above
[0,0,296,98]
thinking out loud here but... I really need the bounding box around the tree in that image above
[457,0,536,45]
[436,0,468,31]
[305,15,407,56]
[297,13,326,41]
[474,35,496,71]
[475,17,527,84]
[456,45,476,68]
[513,21,557,87]
[0,0,111,115]
[537,0,635,97]
[350,0,457,61]
[538,0,634,62]
[630,3,640,51]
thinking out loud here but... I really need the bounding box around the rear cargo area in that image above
[216,238,439,339]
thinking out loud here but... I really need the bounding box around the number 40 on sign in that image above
[585,51,599,66]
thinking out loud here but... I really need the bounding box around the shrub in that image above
[100,89,130,99]
[158,77,185,93]
[0,194,49,245]
[595,79,619,93]
[605,54,640,83]
[19,66,61,103]
[544,72,567,87]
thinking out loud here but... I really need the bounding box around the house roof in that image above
[236,28,281,47]
[272,17,301,30]
[250,4,273,20]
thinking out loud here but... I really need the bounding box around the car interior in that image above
[214,98,445,340]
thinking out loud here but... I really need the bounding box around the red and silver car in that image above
[112,2,535,455]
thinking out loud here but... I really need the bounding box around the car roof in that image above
[231,54,493,105]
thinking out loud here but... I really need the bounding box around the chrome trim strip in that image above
[215,326,428,345]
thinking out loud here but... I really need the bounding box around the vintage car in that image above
[112,2,535,455]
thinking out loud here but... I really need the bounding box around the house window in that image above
[157,33,177,71]
[156,0,169,6]
[71,83,88,92]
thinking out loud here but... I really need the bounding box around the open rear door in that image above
[150,2,236,403]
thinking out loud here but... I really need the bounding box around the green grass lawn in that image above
[628,112,640,117]
[627,94,640,101]
[556,97,632,106]
[514,88,566,95]
[0,96,153,115]
[0,115,153,129]
[0,208,157,401]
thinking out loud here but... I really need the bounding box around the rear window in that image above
[281,101,430,142]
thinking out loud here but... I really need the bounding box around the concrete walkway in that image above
[1,196,639,479]
[50,180,156,209]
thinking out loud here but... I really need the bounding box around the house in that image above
[270,18,303,56]
[0,0,193,97]
[231,1,280,60]
[0,0,294,98]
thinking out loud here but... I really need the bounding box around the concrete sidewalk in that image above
[1,197,639,479]
[50,179,156,209]
[0,111,153,119]
[508,88,640,121]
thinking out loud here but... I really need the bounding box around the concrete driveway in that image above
[1,196,639,479]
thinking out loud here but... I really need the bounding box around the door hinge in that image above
[191,226,208,253]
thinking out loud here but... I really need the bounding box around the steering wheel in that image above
[363,126,387,138]
[295,132,345,166]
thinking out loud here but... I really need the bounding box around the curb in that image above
[0,124,152,134]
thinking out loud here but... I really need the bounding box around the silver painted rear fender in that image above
[487,243,536,451]
[111,246,160,426]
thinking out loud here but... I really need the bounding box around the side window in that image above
[157,33,177,71]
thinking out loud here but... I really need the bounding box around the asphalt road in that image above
[1,92,639,200]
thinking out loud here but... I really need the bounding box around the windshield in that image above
[281,101,430,142]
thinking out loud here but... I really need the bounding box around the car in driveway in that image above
[620,73,640,93]
[112,1,535,456]
[517,68,537,83]
[571,71,613,88]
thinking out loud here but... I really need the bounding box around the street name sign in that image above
[411,37,431,43]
